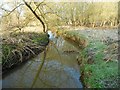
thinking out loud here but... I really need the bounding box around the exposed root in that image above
[12,49,23,62]
[24,46,35,55]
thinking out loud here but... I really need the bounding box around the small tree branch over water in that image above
[23,0,46,33]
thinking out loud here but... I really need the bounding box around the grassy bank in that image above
[79,41,118,88]
[2,32,49,73]
[56,29,118,88]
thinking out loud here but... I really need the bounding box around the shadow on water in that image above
[2,31,83,88]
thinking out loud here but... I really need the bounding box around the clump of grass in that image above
[2,32,49,73]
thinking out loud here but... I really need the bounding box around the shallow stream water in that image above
[2,31,83,88]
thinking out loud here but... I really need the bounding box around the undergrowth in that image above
[2,32,49,73]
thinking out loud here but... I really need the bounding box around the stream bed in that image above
[2,31,83,88]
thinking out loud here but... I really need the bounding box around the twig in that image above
[2,3,24,17]
[34,1,45,12]
[1,7,11,12]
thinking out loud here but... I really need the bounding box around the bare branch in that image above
[33,2,48,32]
[41,3,64,20]
[23,0,46,33]
[2,3,24,17]
[33,2,45,20]
[1,7,11,12]
[34,0,45,12]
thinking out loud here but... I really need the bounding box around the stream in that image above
[2,31,83,88]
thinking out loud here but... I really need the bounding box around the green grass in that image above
[2,44,17,65]
[80,41,118,88]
